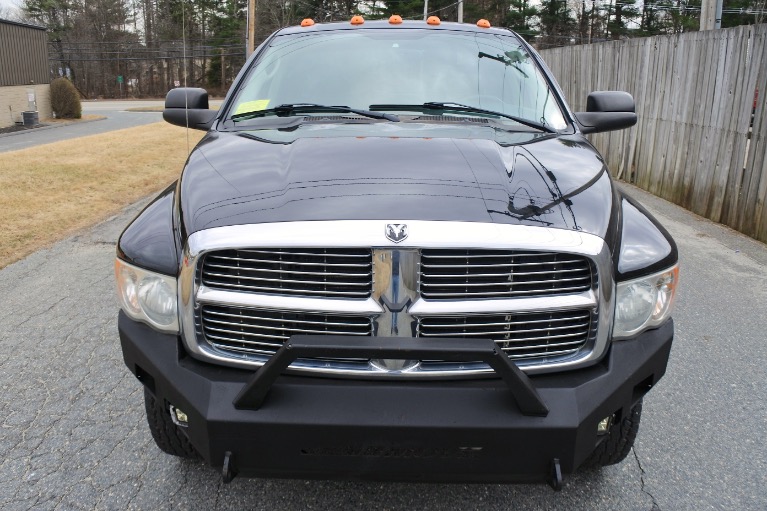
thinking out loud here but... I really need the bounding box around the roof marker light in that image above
[477,19,491,28]
[427,16,441,25]
[389,15,403,24]
[351,15,364,25]
[300,18,315,27]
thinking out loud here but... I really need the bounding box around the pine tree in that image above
[663,0,701,33]
[640,1,665,36]
[507,0,539,39]
[538,0,575,48]
[206,0,246,91]
[605,0,640,39]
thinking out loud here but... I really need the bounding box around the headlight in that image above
[115,258,179,333]
[614,265,679,339]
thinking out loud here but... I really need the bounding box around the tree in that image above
[20,0,767,98]
[639,1,665,36]
[722,0,767,26]
[604,0,640,39]
[538,0,575,48]
[0,4,27,21]
[206,0,246,92]
[24,0,77,84]
[663,0,701,33]
[507,0,540,38]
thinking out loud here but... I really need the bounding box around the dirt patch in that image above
[0,122,204,268]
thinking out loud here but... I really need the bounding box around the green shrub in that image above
[50,78,82,119]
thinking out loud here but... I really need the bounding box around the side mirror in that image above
[163,88,217,131]
[574,91,637,134]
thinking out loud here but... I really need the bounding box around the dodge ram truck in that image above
[115,17,679,489]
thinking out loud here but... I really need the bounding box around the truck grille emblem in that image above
[385,223,408,243]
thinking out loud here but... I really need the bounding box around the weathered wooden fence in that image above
[540,24,767,244]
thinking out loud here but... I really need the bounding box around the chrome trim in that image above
[421,327,590,338]
[186,221,592,251]
[370,248,419,369]
[178,221,614,377]
[196,286,383,314]
[421,316,590,328]
[409,292,596,315]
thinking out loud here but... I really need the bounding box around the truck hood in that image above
[179,126,614,238]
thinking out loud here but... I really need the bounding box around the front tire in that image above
[584,400,643,467]
[143,388,200,459]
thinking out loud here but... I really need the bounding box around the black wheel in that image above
[143,388,200,460]
[584,400,642,467]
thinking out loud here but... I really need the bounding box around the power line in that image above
[49,52,246,62]
[49,46,245,56]
[48,38,245,45]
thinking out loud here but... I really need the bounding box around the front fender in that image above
[614,192,678,281]
[117,184,180,276]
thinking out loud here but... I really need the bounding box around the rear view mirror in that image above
[163,88,217,131]
[574,91,637,134]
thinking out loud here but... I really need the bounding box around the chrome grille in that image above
[181,221,612,377]
[199,305,373,356]
[201,248,373,299]
[418,310,594,362]
[419,249,593,300]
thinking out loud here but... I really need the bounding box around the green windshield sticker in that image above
[235,99,270,114]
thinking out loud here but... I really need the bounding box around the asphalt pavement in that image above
[0,100,221,153]
[0,183,764,510]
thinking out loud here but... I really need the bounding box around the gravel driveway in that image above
[0,184,764,510]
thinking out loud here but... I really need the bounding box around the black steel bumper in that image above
[118,311,673,484]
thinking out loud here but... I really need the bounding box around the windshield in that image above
[228,28,568,130]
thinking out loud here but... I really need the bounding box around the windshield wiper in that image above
[369,102,555,133]
[231,103,399,122]
[478,51,530,78]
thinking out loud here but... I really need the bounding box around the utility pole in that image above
[700,0,723,29]
[221,47,226,89]
[714,0,723,29]
[247,0,256,57]
[423,0,428,20]
[458,0,464,23]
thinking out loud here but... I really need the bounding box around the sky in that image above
[0,0,21,13]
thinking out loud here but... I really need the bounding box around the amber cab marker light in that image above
[477,19,491,28]
[351,15,364,25]
[300,18,315,27]
[427,16,441,25]
[389,15,403,24]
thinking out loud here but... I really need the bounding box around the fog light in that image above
[170,405,189,427]
[597,416,612,434]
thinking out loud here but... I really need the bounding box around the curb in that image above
[0,116,107,139]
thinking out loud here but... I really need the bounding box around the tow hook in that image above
[222,451,237,484]
[549,458,563,491]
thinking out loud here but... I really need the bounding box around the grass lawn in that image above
[123,106,165,112]
[0,122,204,268]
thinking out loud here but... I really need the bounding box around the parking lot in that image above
[0,182,765,510]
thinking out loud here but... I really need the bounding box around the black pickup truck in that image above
[115,18,679,490]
